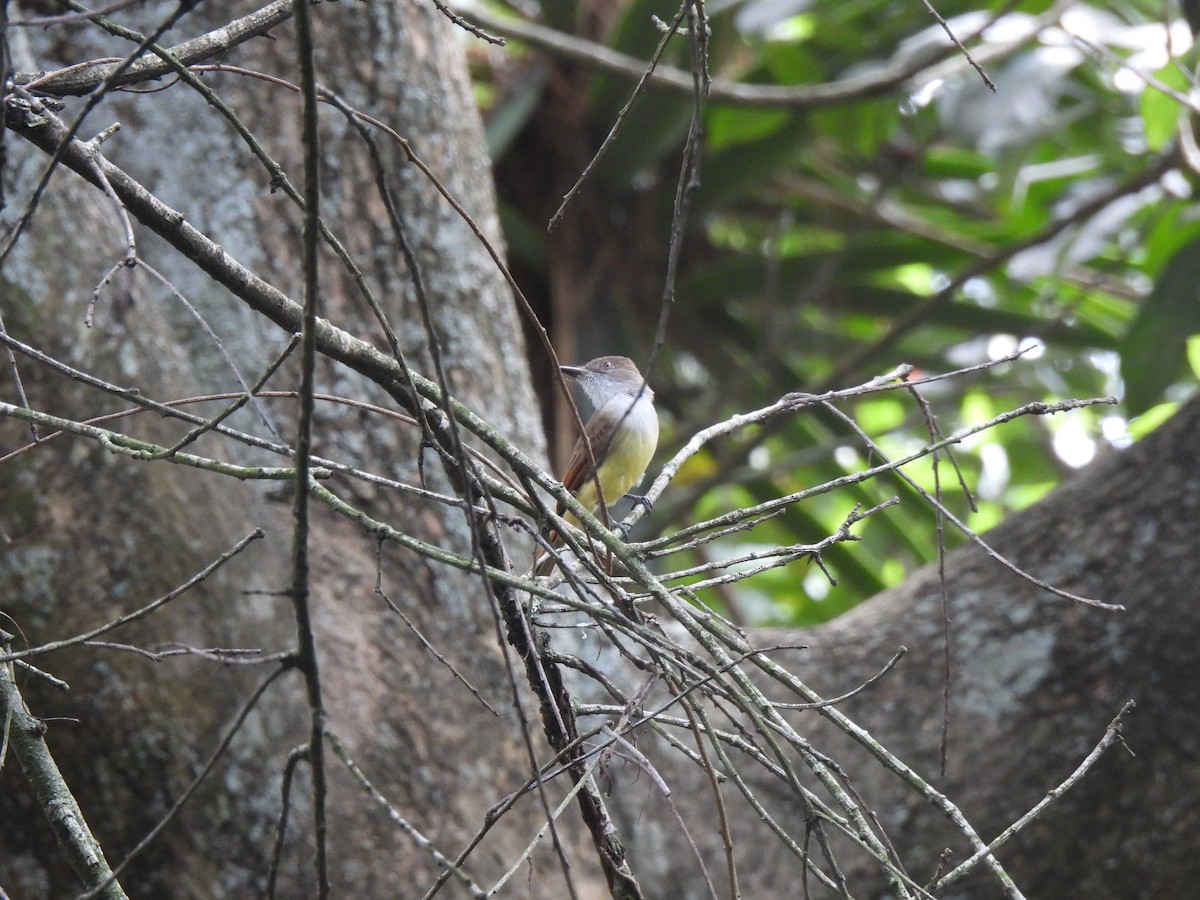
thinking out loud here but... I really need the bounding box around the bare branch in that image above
[0,632,128,899]
[16,1,295,96]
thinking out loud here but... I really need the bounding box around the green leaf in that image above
[1139,63,1190,152]
[1127,401,1179,439]
[707,106,790,152]
[855,396,906,432]
[1119,237,1200,414]
[1140,201,1200,275]
[1189,335,1200,380]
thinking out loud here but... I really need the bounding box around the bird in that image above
[536,356,659,574]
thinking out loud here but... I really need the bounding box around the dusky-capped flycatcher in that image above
[537,356,659,573]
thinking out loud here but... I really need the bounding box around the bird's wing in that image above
[557,433,598,515]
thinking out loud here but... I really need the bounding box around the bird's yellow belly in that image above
[572,414,658,520]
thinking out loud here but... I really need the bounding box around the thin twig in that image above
[0,402,328,482]
[266,745,309,900]
[16,0,294,94]
[449,1,1034,108]
[0,530,265,665]
[81,641,285,666]
[0,0,195,267]
[547,2,689,231]
[908,384,956,777]
[639,394,1116,555]
[373,540,499,716]
[770,648,907,710]
[918,0,995,91]
[131,260,287,447]
[931,700,1137,891]
[823,402,1124,611]
[431,0,504,45]
[325,728,489,897]
[289,0,330,893]
[78,666,289,899]
[0,332,525,503]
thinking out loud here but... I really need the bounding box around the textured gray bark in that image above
[0,4,584,897]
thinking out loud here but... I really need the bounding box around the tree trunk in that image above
[1,4,600,897]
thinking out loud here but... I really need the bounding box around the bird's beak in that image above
[560,365,585,379]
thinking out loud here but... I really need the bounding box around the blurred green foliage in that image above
[472,0,1199,624]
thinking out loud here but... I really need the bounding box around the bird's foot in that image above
[626,493,653,514]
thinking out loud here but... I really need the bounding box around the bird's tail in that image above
[533,524,564,576]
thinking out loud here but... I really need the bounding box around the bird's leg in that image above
[613,493,653,539]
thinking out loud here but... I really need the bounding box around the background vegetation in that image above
[473,0,1199,621]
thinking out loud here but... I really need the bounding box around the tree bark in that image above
[1,4,600,897]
